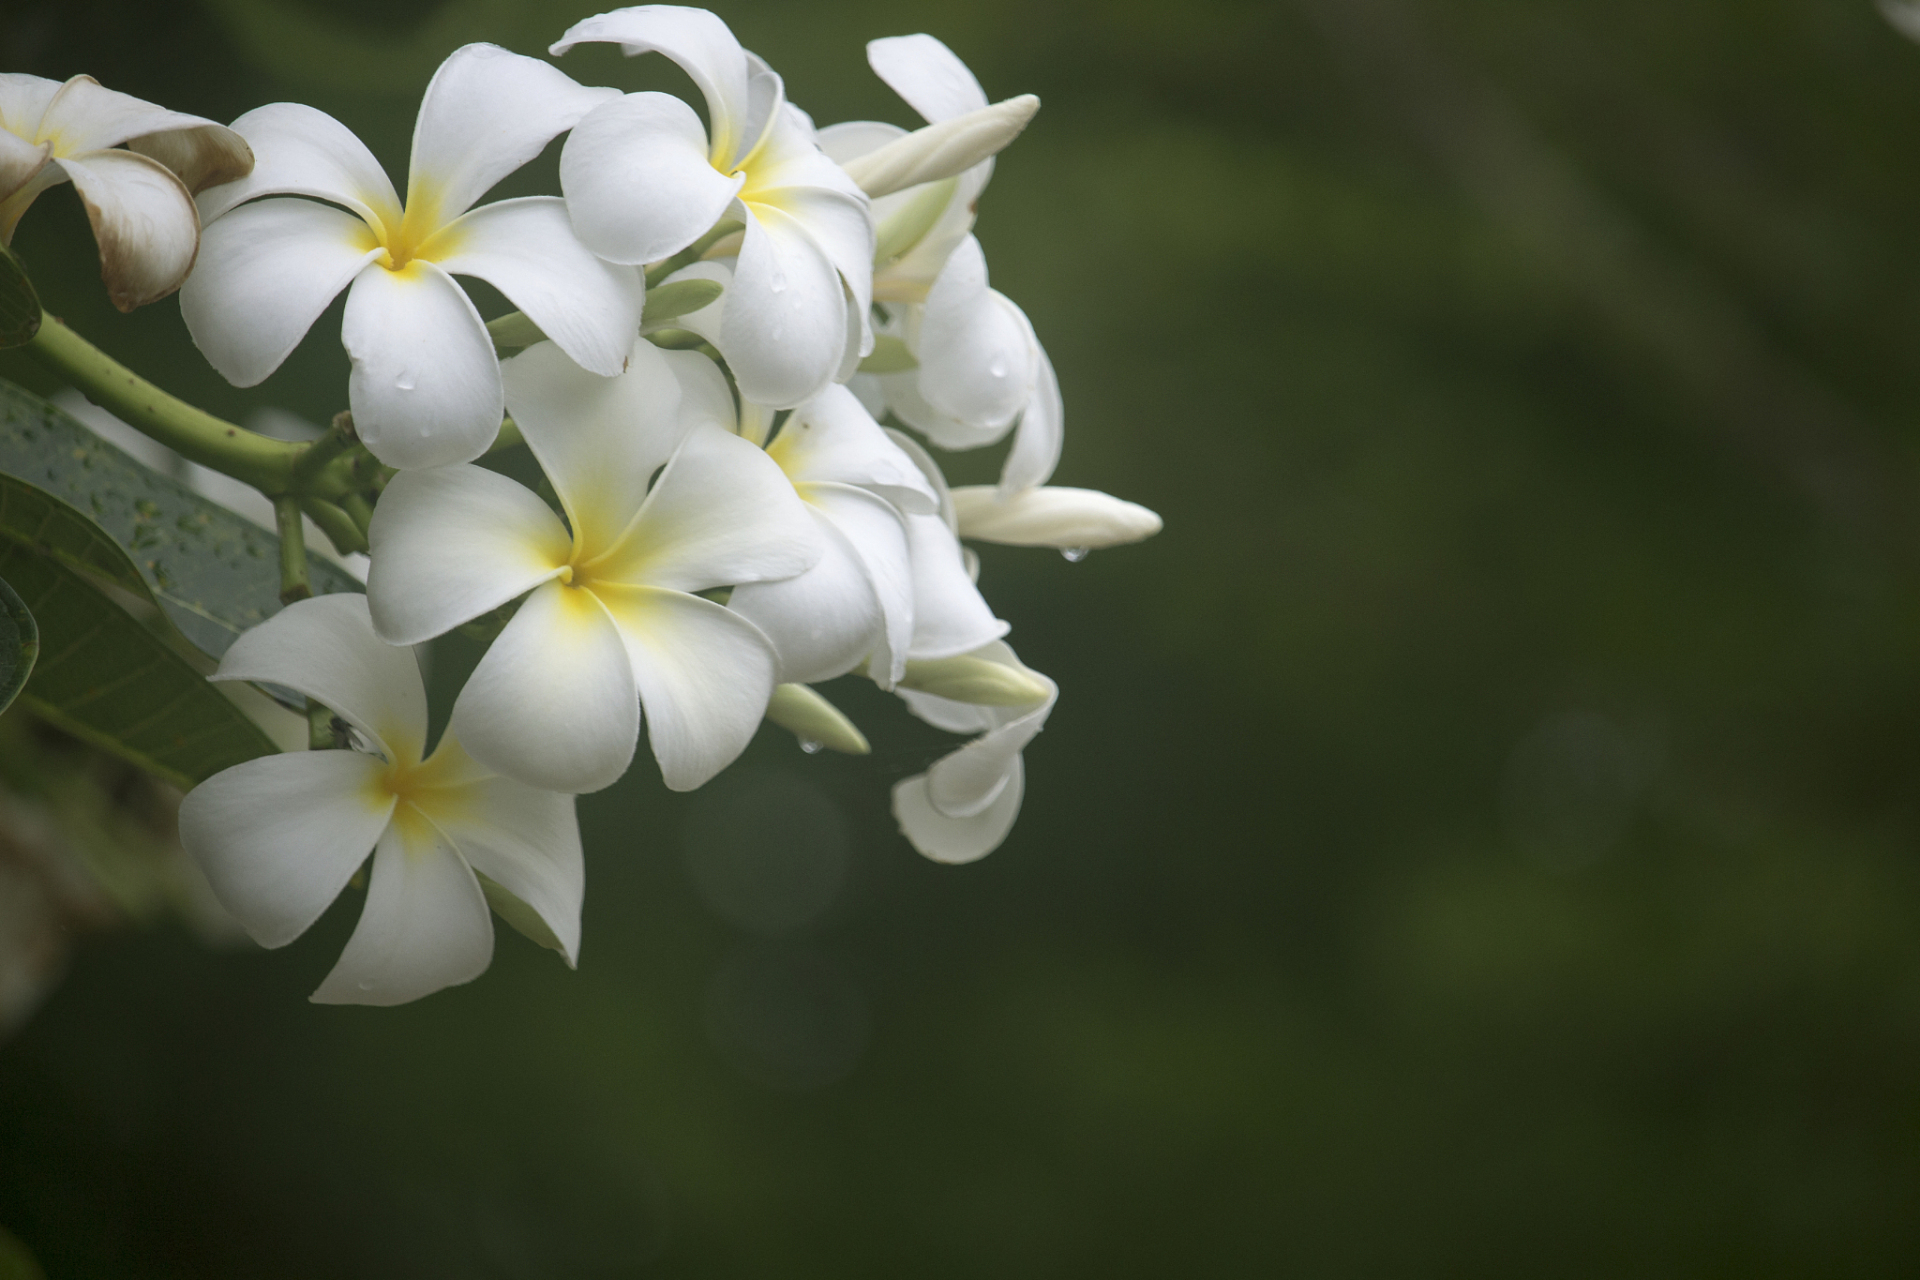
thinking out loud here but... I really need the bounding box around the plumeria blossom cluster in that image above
[25,8,1161,1006]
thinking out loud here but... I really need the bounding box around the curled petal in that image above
[879,366,1004,451]
[214,593,429,764]
[999,309,1063,494]
[594,423,822,592]
[198,102,399,227]
[662,344,738,434]
[502,337,686,555]
[917,238,1031,431]
[905,512,1007,659]
[561,92,742,266]
[924,655,1057,817]
[181,197,379,386]
[126,124,253,195]
[342,259,503,469]
[597,585,777,791]
[0,131,48,204]
[728,505,882,685]
[892,757,1024,864]
[722,203,849,407]
[406,43,618,225]
[310,820,494,1006]
[367,464,571,645]
[811,483,915,686]
[0,75,61,139]
[425,760,585,965]
[57,149,200,310]
[553,5,752,164]
[433,196,641,377]
[179,750,394,948]
[951,485,1162,548]
[450,580,640,795]
[867,34,990,124]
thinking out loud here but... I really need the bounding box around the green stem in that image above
[274,494,311,603]
[340,491,375,537]
[300,496,367,556]
[307,700,337,750]
[28,311,300,493]
[488,416,525,455]
[291,411,358,488]
[645,220,743,288]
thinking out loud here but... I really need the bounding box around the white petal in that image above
[367,464,572,645]
[867,34,990,123]
[885,425,958,528]
[450,580,639,795]
[654,258,730,348]
[897,686,996,735]
[592,422,822,592]
[721,202,848,407]
[433,196,641,377]
[743,106,873,333]
[124,122,254,196]
[310,819,493,1006]
[596,585,776,791]
[500,336,685,555]
[213,593,429,763]
[879,365,1005,451]
[916,238,1031,431]
[662,345,738,434]
[905,511,1007,659]
[181,197,379,387]
[925,661,1056,817]
[422,756,585,965]
[810,482,915,685]
[342,258,503,469]
[892,757,1022,864]
[406,43,617,225]
[999,310,1063,494]
[197,102,399,227]
[837,100,1034,202]
[815,120,905,167]
[727,505,881,685]
[0,131,48,204]
[0,74,61,139]
[55,149,199,310]
[553,5,751,164]
[560,92,742,266]
[178,750,394,948]
[768,383,937,513]
[951,485,1162,548]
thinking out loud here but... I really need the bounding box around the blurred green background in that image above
[6,0,1920,1272]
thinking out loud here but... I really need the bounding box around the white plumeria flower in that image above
[951,484,1163,551]
[551,5,874,409]
[366,335,823,795]
[178,594,585,1007]
[827,35,1063,496]
[885,425,1010,661]
[181,44,640,471]
[655,316,931,686]
[0,73,251,310]
[892,641,1056,864]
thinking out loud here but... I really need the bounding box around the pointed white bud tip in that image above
[841,94,1041,199]
[951,486,1163,550]
[765,683,870,755]
[898,655,1051,707]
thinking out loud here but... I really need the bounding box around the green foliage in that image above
[0,575,35,718]
[0,378,359,659]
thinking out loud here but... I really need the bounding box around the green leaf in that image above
[0,243,40,350]
[0,377,360,658]
[0,573,37,717]
[1,543,277,790]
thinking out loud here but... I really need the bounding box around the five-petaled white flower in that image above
[366,335,823,795]
[178,593,585,1007]
[552,5,874,409]
[831,35,1063,496]
[181,43,640,470]
[0,73,251,309]
[893,641,1057,864]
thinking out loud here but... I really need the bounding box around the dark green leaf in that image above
[0,572,37,718]
[0,244,39,350]
[0,377,359,658]
[0,543,277,790]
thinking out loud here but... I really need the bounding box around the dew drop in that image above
[769,271,788,294]
[988,356,1008,378]
[1060,545,1090,563]
[799,739,823,754]
[395,373,417,392]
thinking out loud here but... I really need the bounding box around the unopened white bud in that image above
[898,654,1051,706]
[951,486,1163,549]
[841,95,1040,199]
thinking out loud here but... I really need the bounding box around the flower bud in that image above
[765,684,870,755]
[951,486,1162,549]
[841,95,1040,199]
[898,654,1051,706]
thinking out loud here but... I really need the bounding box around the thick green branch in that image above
[273,494,311,604]
[28,312,301,493]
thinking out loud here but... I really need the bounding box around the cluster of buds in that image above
[1,7,1160,1006]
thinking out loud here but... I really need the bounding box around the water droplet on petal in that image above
[799,739,823,754]
[1060,545,1090,563]
[988,356,1008,378]
[769,271,788,294]
[395,373,416,392]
